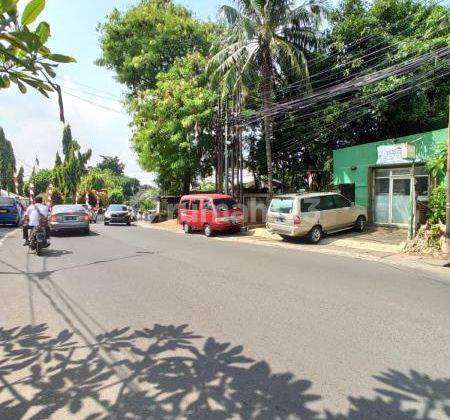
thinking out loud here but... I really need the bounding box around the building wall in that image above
[333,128,448,208]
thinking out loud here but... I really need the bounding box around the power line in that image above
[62,90,128,115]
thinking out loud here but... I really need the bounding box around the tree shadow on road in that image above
[0,324,449,420]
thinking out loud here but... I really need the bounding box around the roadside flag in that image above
[29,182,35,204]
[47,183,53,209]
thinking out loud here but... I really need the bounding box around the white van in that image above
[266,192,367,243]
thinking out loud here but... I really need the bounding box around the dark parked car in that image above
[0,196,22,226]
[49,204,90,235]
[104,204,131,226]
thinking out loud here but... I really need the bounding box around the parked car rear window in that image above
[213,198,238,211]
[270,198,294,214]
[190,200,200,211]
[333,195,351,208]
[53,205,84,213]
[0,197,15,206]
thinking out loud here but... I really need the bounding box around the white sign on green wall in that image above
[376,143,416,165]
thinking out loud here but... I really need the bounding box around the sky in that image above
[0,0,227,184]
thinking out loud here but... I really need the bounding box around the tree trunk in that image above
[182,172,191,195]
[261,53,274,196]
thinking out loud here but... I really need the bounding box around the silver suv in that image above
[266,192,367,243]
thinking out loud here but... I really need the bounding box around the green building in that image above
[333,128,447,227]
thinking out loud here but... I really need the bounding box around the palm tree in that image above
[209,0,327,194]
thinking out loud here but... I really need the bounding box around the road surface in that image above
[0,224,449,419]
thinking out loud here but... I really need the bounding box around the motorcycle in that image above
[29,225,49,256]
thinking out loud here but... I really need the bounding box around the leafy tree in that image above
[61,124,75,160]
[320,0,449,143]
[269,0,449,191]
[96,155,125,176]
[0,0,75,116]
[78,168,114,193]
[209,0,327,194]
[31,168,53,195]
[16,165,24,194]
[131,52,217,194]
[0,127,16,191]
[119,176,140,199]
[54,125,91,201]
[54,151,62,167]
[427,142,447,179]
[97,0,213,94]
[108,189,124,205]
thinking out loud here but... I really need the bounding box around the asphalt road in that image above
[0,224,449,419]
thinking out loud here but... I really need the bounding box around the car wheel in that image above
[84,228,90,235]
[280,234,292,241]
[308,226,322,244]
[203,224,213,237]
[104,221,109,226]
[183,222,191,234]
[127,221,131,226]
[354,215,367,232]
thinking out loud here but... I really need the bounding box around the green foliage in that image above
[97,0,214,93]
[16,165,24,194]
[96,155,125,176]
[78,167,140,205]
[0,0,75,99]
[119,176,140,199]
[0,127,15,191]
[31,168,53,195]
[129,187,158,212]
[54,124,92,201]
[78,168,114,193]
[427,183,446,224]
[108,189,124,204]
[426,142,448,179]
[131,52,217,194]
[270,0,449,191]
[54,151,62,167]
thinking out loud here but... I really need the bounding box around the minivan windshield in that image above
[213,198,238,211]
[0,197,15,206]
[108,205,127,212]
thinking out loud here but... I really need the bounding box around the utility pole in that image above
[444,96,450,255]
[238,88,244,204]
[224,101,229,195]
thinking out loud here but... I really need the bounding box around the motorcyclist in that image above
[23,197,49,246]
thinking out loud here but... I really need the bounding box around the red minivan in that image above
[178,194,244,237]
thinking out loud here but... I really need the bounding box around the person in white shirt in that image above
[23,197,49,245]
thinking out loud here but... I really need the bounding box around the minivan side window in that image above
[333,194,351,208]
[301,197,320,213]
[203,200,212,211]
[317,195,336,211]
[190,200,200,211]
[180,200,190,210]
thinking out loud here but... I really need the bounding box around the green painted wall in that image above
[333,128,448,207]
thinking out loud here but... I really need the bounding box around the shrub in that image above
[427,183,446,224]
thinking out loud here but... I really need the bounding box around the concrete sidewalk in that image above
[136,220,449,270]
